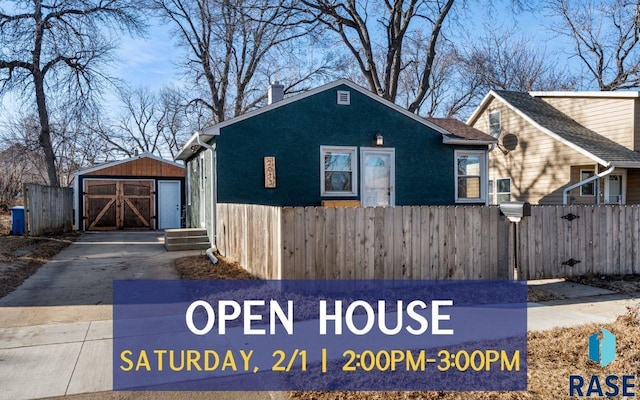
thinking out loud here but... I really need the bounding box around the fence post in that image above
[496,211,511,279]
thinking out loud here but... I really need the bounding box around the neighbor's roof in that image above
[175,79,495,161]
[426,117,497,144]
[468,90,640,168]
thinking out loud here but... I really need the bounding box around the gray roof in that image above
[494,90,640,166]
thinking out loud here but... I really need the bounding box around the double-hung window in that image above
[580,169,595,196]
[455,150,487,203]
[320,146,357,196]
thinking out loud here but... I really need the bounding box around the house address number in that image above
[264,156,276,188]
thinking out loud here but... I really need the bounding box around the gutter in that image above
[196,131,217,248]
[562,165,615,205]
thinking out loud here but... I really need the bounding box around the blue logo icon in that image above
[588,328,616,367]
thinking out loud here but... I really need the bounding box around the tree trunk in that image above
[33,70,59,187]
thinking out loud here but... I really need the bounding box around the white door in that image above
[158,181,181,229]
[606,173,626,204]
[361,148,395,207]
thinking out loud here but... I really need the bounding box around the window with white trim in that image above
[455,150,486,203]
[580,169,595,196]
[489,110,501,138]
[320,146,357,196]
[495,178,511,204]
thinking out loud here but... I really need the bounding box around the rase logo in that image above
[569,328,636,398]
[589,328,616,367]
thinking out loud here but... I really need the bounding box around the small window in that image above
[580,169,595,196]
[321,146,357,196]
[489,110,501,138]
[496,178,511,204]
[455,150,486,203]
[337,90,351,105]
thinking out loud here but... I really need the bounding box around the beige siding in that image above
[471,98,595,204]
[539,96,636,150]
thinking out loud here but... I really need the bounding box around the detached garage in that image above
[73,153,185,231]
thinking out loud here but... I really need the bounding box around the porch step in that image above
[164,228,210,251]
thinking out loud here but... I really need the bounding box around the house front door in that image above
[361,148,395,207]
[606,173,626,204]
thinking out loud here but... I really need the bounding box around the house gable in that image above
[470,95,596,204]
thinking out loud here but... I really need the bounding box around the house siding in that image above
[209,84,482,207]
[473,98,594,204]
[538,96,636,150]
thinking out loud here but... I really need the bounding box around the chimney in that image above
[268,81,284,105]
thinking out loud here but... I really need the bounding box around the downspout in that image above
[196,132,218,262]
[562,165,615,205]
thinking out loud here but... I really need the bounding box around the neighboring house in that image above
[0,144,48,208]
[73,153,185,231]
[468,90,640,205]
[175,79,496,241]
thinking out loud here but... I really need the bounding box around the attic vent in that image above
[337,90,351,105]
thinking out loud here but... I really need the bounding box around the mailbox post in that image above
[499,202,531,280]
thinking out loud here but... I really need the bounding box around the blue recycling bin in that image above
[10,206,25,235]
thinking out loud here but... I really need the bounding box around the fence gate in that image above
[84,180,154,230]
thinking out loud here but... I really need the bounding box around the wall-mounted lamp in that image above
[375,132,384,146]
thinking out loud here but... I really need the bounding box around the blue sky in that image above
[0,0,574,127]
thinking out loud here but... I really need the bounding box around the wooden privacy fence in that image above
[216,203,512,280]
[217,203,640,281]
[520,205,640,279]
[23,183,73,236]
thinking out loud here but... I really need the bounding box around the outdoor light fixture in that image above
[375,132,384,146]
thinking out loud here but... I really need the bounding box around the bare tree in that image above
[148,0,320,124]
[417,27,577,119]
[89,86,203,159]
[297,0,455,113]
[0,0,144,186]
[548,0,640,90]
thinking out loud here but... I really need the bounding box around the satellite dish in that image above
[501,133,518,151]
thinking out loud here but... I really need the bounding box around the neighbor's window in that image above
[320,146,357,196]
[489,110,501,138]
[496,178,511,204]
[455,150,486,203]
[580,169,595,196]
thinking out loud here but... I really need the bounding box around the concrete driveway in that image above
[0,231,186,308]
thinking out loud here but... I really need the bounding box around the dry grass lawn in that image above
[0,212,78,299]
[175,255,640,400]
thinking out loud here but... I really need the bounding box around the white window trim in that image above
[454,150,487,203]
[579,169,595,197]
[604,170,627,205]
[320,145,358,197]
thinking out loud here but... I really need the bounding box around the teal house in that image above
[175,79,496,237]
